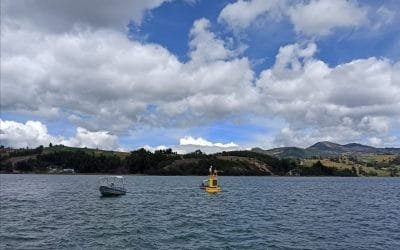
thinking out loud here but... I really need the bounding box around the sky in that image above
[1,0,400,153]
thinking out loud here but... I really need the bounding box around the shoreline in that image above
[0,172,396,177]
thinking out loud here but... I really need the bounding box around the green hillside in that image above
[1,144,399,176]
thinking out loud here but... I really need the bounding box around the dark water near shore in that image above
[1,175,399,249]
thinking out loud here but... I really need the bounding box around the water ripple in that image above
[1,175,399,249]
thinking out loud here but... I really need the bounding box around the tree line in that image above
[0,145,383,176]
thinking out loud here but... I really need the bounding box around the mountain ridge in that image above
[253,141,400,158]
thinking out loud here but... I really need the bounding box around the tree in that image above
[351,166,357,176]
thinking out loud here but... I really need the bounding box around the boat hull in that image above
[205,186,221,193]
[99,185,126,196]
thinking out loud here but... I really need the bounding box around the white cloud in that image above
[180,136,238,148]
[1,1,399,150]
[218,0,284,30]
[1,16,256,132]
[219,0,368,37]
[288,0,367,36]
[0,120,56,149]
[189,18,232,64]
[2,29,399,148]
[138,136,241,154]
[142,144,169,152]
[159,136,241,154]
[175,136,241,154]
[61,127,118,150]
[173,144,241,154]
[0,119,118,150]
[256,42,400,147]
[271,42,318,77]
[368,137,382,147]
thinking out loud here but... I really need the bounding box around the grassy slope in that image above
[302,154,399,176]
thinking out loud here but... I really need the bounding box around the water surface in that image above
[1,175,399,249]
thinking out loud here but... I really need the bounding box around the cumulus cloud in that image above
[143,136,241,154]
[0,119,118,150]
[180,136,238,148]
[1,1,257,145]
[256,42,400,147]
[1,15,256,132]
[2,29,399,148]
[176,136,241,154]
[1,0,399,150]
[219,0,368,37]
[62,127,119,150]
[0,120,56,149]
[218,0,284,30]
[1,0,168,32]
[288,0,367,36]
[189,18,233,64]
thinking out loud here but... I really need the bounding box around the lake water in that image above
[0,175,399,249]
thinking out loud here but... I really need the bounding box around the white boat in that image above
[99,176,127,196]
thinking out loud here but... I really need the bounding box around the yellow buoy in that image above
[204,165,221,193]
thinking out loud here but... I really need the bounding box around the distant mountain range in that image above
[252,141,400,158]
